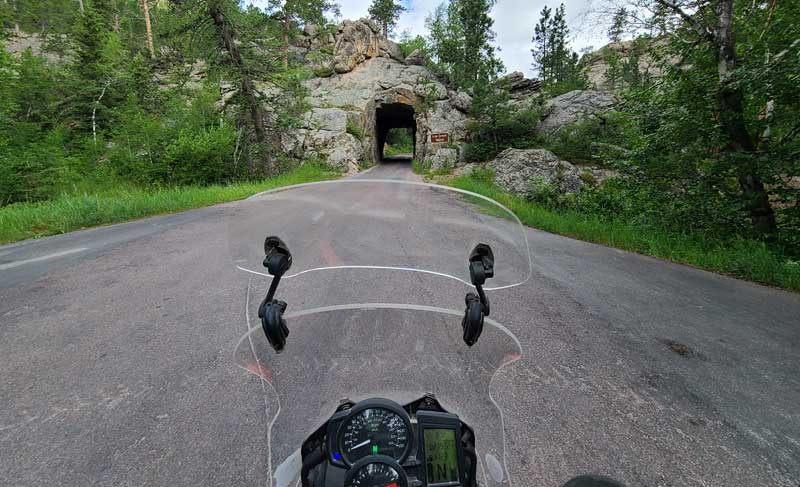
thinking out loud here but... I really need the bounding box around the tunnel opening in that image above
[375,103,416,162]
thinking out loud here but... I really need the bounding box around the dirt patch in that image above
[663,338,707,361]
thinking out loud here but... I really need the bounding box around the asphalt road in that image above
[1,161,799,487]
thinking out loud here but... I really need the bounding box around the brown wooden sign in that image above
[431,133,450,143]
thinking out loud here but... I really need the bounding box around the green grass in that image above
[0,163,340,244]
[447,172,800,292]
[384,143,413,158]
[411,159,429,175]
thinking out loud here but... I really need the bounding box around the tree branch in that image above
[653,0,715,43]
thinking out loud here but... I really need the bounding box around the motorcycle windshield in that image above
[226,179,530,487]
[227,179,531,292]
[234,305,522,487]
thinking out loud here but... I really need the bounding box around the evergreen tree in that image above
[603,48,622,90]
[607,7,626,43]
[269,0,337,69]
[368,0,406,39]
[425,0,501,90]
[531,3,586,94]
[621,37,645,89]
[531,5,551,81]
[458,0,500,87]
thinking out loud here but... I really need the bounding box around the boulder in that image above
[448,90,473,113]
[429,148,459,172]
[489,149,581,197]
[286,130,364,174]
[414,79,448,101]
[501,71,541,99]
[536,90,618,134]
[333,19,381,74]
[379,38,405,62]
[404,49,424,66]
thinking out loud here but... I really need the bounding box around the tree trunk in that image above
[142,0,156,58]
[714,0,777,235]
[112,0,120,32]
[208,5,267,147]
[282,14,290,69]
[383,22,388,39]
[78,0,85,14]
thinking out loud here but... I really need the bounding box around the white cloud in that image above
[247,0,605,78]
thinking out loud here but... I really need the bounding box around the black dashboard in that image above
[300,396,478,487]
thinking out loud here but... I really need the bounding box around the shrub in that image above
[346,120,364,141]
[412,159,430,175]
[465,106,544,162]
[313,66,335,78]
[0,127,86,204]
[164,126,238,186]
[544,111,639,165]
[579,170,597,185]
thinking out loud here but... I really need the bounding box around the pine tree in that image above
[270,0,337,69]
[531,5,551,82]
[368,0,405,39]
[530,3,586,94]
[607,7,626,43]
[457,0,499,88]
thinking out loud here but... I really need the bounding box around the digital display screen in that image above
[424,428,459,485]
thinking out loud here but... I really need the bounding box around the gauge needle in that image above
[385,483,398,487]
[349,440,370,451]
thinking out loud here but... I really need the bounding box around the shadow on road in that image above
[381,154,413,164]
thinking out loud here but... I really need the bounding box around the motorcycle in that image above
[227,179,624,487]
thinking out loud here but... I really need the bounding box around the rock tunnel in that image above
[374,102,416,161]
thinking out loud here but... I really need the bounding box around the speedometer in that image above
[345,456,408,487]
[339,400,412,464]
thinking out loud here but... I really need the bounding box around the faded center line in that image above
[0,248,90,271]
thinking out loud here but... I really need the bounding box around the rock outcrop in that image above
[489,149,582,197]
[536,90,618,134]
[404,49,424,66]
[274,18,474,173]
[582,38,668,91]
[332,19,382,74]
[501,71,541,99]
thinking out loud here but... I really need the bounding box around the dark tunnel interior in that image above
[375,103,416,160]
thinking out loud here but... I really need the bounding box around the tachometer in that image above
[345,456,408,487]
[339,400,412,464]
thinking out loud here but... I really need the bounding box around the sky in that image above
[248,0,606,77]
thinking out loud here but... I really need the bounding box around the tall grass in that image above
[0,164,339,244]
[447,172,800,292]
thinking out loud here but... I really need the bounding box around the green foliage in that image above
[607,8,627,43]
[544,111,638,165]
[164,126,238,185]
[531,3,588,96]
[425,0,502,90]
[466,79,543,161]
[447,171,800,291]
[0,128,86,205]
[346,120,364,141]
[411,159,430,175]
[313,66,335,78]
[385,128,413,153]
[368,0,406,38]
[0,163,340,244]
[398,30,427,57]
